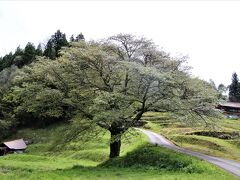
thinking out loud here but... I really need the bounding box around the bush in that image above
[101,145,202,173]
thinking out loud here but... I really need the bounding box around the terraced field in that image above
[142,112,240,162]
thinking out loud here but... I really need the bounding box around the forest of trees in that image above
[0,30,85,138]
[0,30,85,70]
[0,31,223,158]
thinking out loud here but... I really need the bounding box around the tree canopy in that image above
[2,34,220,158]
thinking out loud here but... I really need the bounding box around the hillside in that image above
[142,112,240,162]
[0,122,237,179]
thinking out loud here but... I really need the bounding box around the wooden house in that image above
[217,102,240,117]
[0,139,27,156]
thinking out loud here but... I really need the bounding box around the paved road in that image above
[137,128,240,177]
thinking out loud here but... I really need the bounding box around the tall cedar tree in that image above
[229,72,240,102]
[43,30,69,59]
[13,42,36,68]
[22,43,36,66]
[36,44,43,56]
[70,35,75,42]
[0,53,14,71]
[75,33,85,41]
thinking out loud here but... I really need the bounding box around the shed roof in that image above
[219,102,240,109]
[3,139,27,150]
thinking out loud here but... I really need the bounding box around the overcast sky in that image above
[0,1,240,86]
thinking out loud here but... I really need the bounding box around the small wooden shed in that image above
[0,139,27,156]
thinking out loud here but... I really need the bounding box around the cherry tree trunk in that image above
[109,131,122,158]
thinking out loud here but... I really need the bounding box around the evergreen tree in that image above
[43,41,56,59]
[1,52,14,71]
[13,46,24,67]
[43,30,69,59]
[36,43,43,56]
[13,43,36,68]
[75,33,85,41]
[22,42,36,67]
[217,84,227,100]
[52,30,69,54]
[14,46,24,56]
[229,72,240,102]
[70,35,75,42]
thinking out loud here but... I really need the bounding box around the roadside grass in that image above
[142,112,240,162]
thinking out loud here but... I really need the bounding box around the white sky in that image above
[0,1,240,86]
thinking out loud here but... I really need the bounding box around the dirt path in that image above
[138,128,240,177]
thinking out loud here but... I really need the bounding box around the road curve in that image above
[137,128,240,177]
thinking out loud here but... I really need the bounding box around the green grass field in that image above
[0,119,238,179]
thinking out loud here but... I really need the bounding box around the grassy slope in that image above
[142,112,240,162]
[0,122,237,179]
